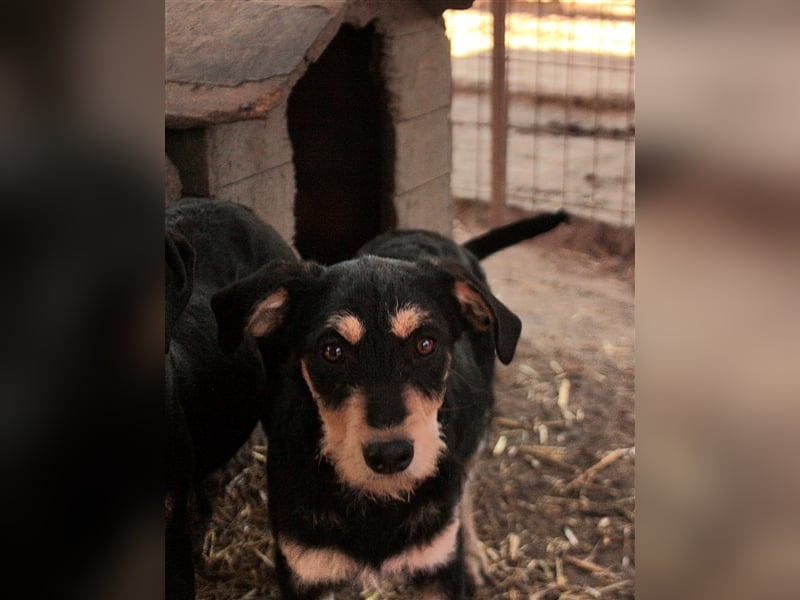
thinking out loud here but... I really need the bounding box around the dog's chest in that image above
[307,493,454,556]
[281,501,461,588]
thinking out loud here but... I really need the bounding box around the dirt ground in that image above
[195,200,635,599]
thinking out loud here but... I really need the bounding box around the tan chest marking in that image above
[278,511,459,589]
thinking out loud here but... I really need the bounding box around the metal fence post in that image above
[491,0,508,226]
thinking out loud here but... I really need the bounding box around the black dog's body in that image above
[213,210,568,599]
[165,197,296,600]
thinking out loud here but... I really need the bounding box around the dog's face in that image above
[213,256,521,500]
[296,260,457,500]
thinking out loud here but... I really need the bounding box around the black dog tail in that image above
[463,209,570,260]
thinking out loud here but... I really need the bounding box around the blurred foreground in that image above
[1,1,799,598]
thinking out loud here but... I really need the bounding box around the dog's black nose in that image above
[363,440,414,474]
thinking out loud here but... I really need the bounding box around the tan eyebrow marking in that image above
[390,305,429,339]
[327,313,365,345]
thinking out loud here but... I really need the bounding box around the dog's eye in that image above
[322,343,344,363]
[415,337,435,356]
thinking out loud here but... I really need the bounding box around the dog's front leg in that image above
[411,528,468,600]
[460,477,490,591]
[273,544,335,600]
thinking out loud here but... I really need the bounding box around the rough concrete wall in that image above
[204,106,296,242]
[392,174,452,232]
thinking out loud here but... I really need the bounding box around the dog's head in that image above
[212,256,521,500]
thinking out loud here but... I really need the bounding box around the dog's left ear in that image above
[434,261,522,364]
[212,260,322,352]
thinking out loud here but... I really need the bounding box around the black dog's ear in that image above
[434,261,522,365]
[211,260,322,352]
[165,231,195,353]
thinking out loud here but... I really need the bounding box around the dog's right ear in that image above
[165,231,195,353]
[211,260,322,352]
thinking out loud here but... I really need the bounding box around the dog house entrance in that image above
[289,22,396,264]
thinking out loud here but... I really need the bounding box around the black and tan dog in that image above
[212,210,568,599]
[165,197,296,600]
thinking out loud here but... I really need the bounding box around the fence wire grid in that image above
[445,0,635,226]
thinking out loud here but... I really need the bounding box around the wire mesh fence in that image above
[445,0,635,226]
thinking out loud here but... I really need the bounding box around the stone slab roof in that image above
[165,0,473,128]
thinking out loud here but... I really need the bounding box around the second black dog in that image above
[165,197,296,600]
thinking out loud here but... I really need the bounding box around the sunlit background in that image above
[445,0,635,58]
[444,0,636,226]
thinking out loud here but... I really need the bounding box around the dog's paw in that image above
[464,538,492,589]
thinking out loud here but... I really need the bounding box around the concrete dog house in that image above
[166,0,474,264]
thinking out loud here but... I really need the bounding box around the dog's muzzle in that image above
[363,439,414,474]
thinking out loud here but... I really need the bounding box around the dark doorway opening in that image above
[165,127,209,197]
[288,22,396,264]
